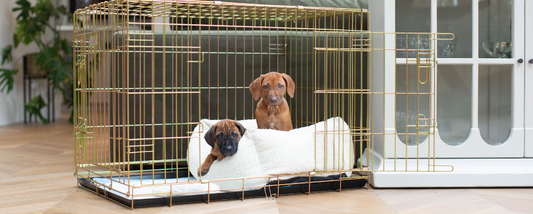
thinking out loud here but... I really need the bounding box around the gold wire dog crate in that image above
[73,0,453,209]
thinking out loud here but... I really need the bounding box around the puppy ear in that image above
[234,121,246,136]
[249,75,263,101]
[282,73,295,98]
[203,125,217,148]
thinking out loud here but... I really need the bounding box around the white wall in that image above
[0,0,63,126]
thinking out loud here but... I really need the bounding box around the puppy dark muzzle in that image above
[218,138,239,156]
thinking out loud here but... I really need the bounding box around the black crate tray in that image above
[78,171,367,208]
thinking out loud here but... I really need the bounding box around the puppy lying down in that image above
[187,117,353,190]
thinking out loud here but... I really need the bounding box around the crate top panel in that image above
[74,0,367,21]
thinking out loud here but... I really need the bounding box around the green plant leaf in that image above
[0,68,18,93]
[25,95,49,124]
[15,19,45,45]
[1,45,13,65]
[57,5,72,23]
[61,39,71,55]
[13,0,32,20]
[13,34,20,48]
[34,47,58,72]
[34,0,56,22]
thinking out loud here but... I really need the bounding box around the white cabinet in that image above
[368,0,533,187]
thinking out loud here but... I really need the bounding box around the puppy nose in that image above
[270,97,278,102]
[226,145,233,150]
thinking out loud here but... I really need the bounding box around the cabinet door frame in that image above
[391,0,525,158]
[524,0,533,157]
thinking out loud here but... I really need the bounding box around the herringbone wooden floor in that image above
[0,113,532,214]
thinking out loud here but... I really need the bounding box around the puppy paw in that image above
[198,167,209,176]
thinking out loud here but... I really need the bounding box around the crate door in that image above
[313,31,369,171]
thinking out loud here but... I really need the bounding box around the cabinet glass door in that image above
[395,0,525,157]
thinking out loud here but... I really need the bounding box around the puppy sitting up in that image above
[249,72,295,131]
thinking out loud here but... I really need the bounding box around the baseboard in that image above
[370,158,533,188]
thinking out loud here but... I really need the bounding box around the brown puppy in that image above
[249,72,295,131]
[198,119,246,176]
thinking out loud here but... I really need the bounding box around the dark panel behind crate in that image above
[110,31,286,167]
[109,30,368,169]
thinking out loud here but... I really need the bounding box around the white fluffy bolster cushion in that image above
[187,117,353,190]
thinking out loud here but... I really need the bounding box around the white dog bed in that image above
[187,117,353,190]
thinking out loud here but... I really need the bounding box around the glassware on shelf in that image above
[482,42,512,58]
[437,39,456,58]
[479,0,513,58]
[396,35,456,58]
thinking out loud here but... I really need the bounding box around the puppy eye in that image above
[230,131,238,138]
[216,132,223,139]
[278,84,283,89]
[263,84,269,89]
